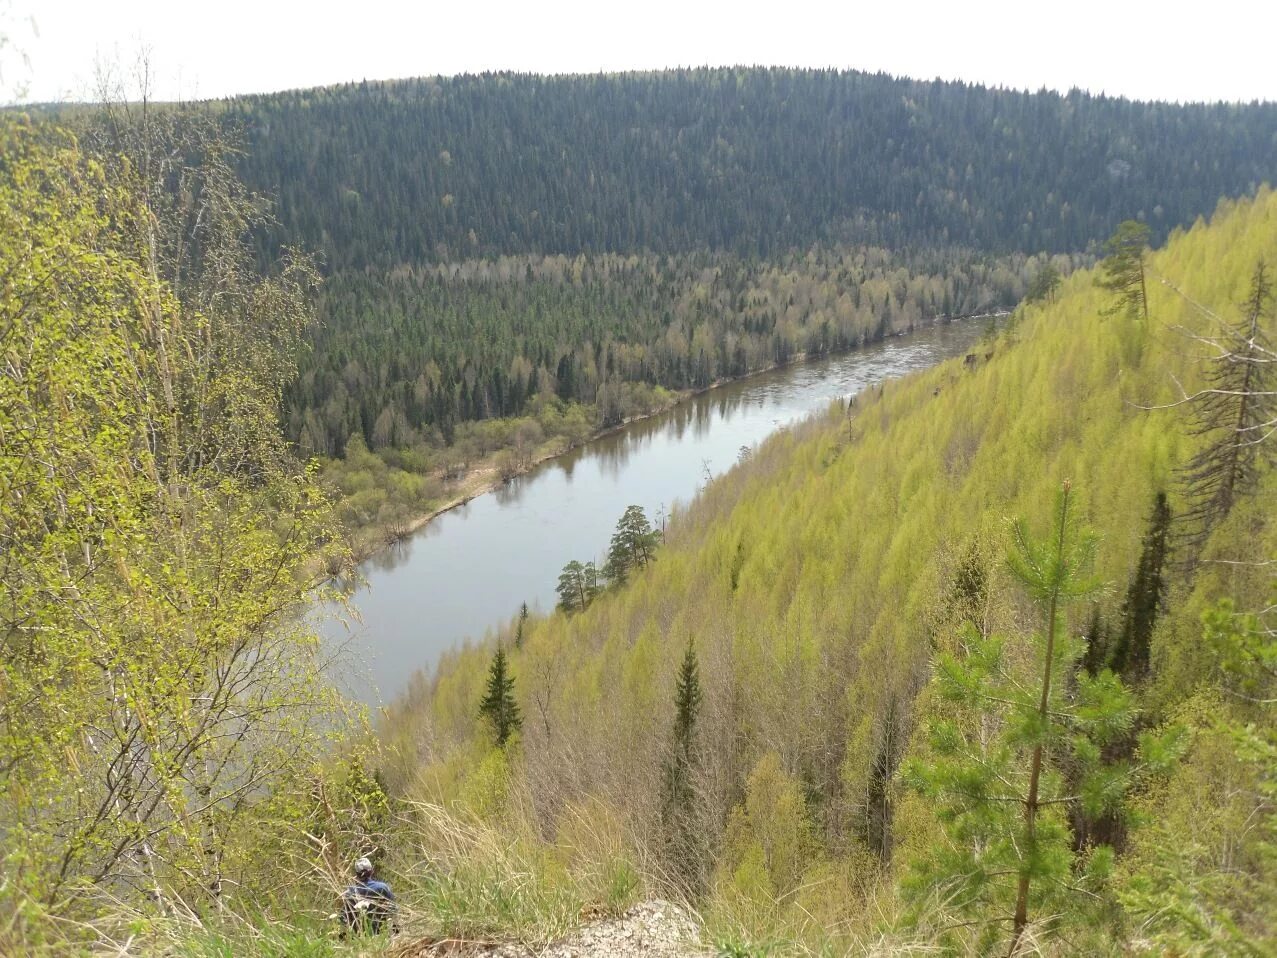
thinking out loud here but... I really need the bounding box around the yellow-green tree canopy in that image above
[0,115,355,913]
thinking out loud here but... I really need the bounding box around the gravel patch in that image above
[395,900,709,957]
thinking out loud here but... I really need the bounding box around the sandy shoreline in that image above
[346,364,772,565]
[345,396,683,565]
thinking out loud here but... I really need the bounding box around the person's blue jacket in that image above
[341,878,396,933]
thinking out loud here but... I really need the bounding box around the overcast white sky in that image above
[5,0,1277,105]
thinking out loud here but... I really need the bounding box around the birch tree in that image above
[0,113,355,911]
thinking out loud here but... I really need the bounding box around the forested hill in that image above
[381,190,1277,953]
[229,68,1277,268]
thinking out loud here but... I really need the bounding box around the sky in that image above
[5,0,1277,105]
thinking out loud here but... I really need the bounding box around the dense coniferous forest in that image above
[226,69,1277,472]
[230,69,1277,263]
[290,246,1044,456]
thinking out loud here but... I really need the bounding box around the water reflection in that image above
[327,321,991,705]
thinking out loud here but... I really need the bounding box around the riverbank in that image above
[340,393,684,565]
[337,313,1001,566]
[322,314,997,704]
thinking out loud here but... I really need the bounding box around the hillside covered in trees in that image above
[230,69,1277,264]
[289,246,1042,457]
[212,69,1277,548]
[377,190,1277,954]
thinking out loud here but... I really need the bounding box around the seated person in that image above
[340,857,396,935]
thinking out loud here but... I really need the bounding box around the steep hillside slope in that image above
[381,190,1276,952]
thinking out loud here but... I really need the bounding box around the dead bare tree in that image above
[1171,262,1276,562]
[1137,262,1275,570]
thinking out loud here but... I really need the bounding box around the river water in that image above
[324,319,990,705]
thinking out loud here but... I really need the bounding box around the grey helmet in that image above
[354,857,374,879]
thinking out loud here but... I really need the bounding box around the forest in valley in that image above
[234,68,1277,440]
[290,247,1040,455]
[214,69,1277,546]
[2,64,1276,957]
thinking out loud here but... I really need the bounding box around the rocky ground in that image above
[393,900,710,957]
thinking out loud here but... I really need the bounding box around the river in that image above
[323,319,992,705]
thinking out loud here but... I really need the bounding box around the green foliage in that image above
[515,601,529,650]
[372,191,1277,951]
[556,506,663,619]
[299,750,394,881]
[1108,493,1172,682]
[1097,220,1151,321]
[0,114,358,918]
[478,646,522,748]
[457,746,513,821]
[220,71,1277,489]
[1205,597,1277,699]
[285,246,1035,457]
[226,70,1277,266]
[393,800,644,946]
[719,754,818,905]
[1117,663,1274,953]
[662,642,704,886]
[671,642,704,760]
[1026,262,1062,304]
[174,916,357,958]
[603,505,661,585]
[555,559,603,614]
[905,486,1136,952]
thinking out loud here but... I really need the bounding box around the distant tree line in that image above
[228,68,1277,266]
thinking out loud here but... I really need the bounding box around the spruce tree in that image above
[662,641,704,886]
[1109,492,1172,682]
[865,696,903,861]
[669,642,703,781]
[479,645,522,748]
[1073,494,1173,856]
[1081,605,1110,677]
[515,601,529,649]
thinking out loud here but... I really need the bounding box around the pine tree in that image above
[479,645,522,747]
[1178,261,1276,559]
[906,483,1176,954]
[603,505,660,585]
[1027,263,1061,304]
[1097,220,1151,321]
[556,560,601,614]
